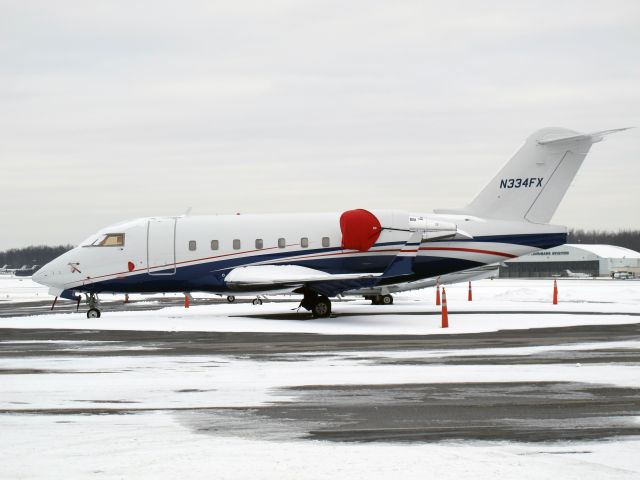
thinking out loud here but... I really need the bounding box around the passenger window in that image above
[188,240,197,251]
[278,238,286,248]
[233,239,241,250]
[322,237,330,247]
[211,240,219,250]
[255,239,263,249]
[94,233,125,247]
[301,237,309,248]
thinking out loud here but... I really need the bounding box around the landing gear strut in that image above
[85,293,101,318]
[300,290,332,318]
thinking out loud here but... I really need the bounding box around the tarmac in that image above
[1,298,639,443]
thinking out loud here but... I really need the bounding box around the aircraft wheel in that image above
[87,308,101,319]
[381,294,393,305]
[312,296,331,318]
[226,295,236,303]
[252,298,263,305]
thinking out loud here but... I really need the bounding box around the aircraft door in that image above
[147,218,176,275]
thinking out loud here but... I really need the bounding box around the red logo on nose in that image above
[127,261,135,272]
[68,263,81,274]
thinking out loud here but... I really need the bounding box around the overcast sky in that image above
[1,1,639,249]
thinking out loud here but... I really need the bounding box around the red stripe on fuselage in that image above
[64,244,517,289]
[419,247,516,258]
[62,246,403,288]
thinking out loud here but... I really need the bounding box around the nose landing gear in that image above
[85,293,101,319]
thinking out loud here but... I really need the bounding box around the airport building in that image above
[499,244,640,278]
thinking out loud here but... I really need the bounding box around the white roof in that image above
[565,244,640,259]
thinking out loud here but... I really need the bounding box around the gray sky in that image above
[1,0,639,249]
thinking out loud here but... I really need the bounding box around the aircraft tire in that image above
[226,295,236,303]
[381,294,393,305]
[312,297,331,318]
[252,298,263,305]
[87,308,101,319]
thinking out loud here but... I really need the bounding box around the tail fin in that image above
[439,127,630,223]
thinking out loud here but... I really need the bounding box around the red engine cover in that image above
[340,209,382,252]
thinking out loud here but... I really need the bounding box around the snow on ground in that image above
[2,307,640,335]
[2,276,639,307]
[0,275,48,302]
[1,344,640,478]
[1,278,640,478]
[2,412,639,480]
[0,278,639,334]
[2,343,640,411]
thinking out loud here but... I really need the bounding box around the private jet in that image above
[33,127,629,318]
[563,269,592,278]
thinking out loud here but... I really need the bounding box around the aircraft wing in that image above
[224,265,382,289]
[347,263,500,296]
[224,231,423,296]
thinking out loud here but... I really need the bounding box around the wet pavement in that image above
[180,381,640,443]
[1,300,639,444]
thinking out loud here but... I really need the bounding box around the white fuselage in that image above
[33,209,566,298]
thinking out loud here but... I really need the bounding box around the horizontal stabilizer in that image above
[537,127,632,146]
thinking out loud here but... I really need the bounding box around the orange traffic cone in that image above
[184,294,190,308]
[468,281,473,302]
[436,282,441,306]
[441,287,449,328]
[553,280,558,305]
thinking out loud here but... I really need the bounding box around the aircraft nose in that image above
[32,266,46,285]
[32,264,53,287]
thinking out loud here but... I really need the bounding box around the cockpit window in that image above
[90,233,125,247]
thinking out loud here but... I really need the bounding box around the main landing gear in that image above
[366,294,394,305]
[300,290,332,318]
[85,293,101,318]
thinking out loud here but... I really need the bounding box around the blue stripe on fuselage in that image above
[459,232,567,249]
[74,231,566,294]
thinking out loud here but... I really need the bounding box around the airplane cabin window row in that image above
[187,237,332,252]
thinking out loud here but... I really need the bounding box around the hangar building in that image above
[499,244,640,278]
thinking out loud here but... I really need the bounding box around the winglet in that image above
[537,127,632,145]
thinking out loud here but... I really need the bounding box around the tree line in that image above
[0,245,73,268]
[1,229,640,268]
[567,229,640,252]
